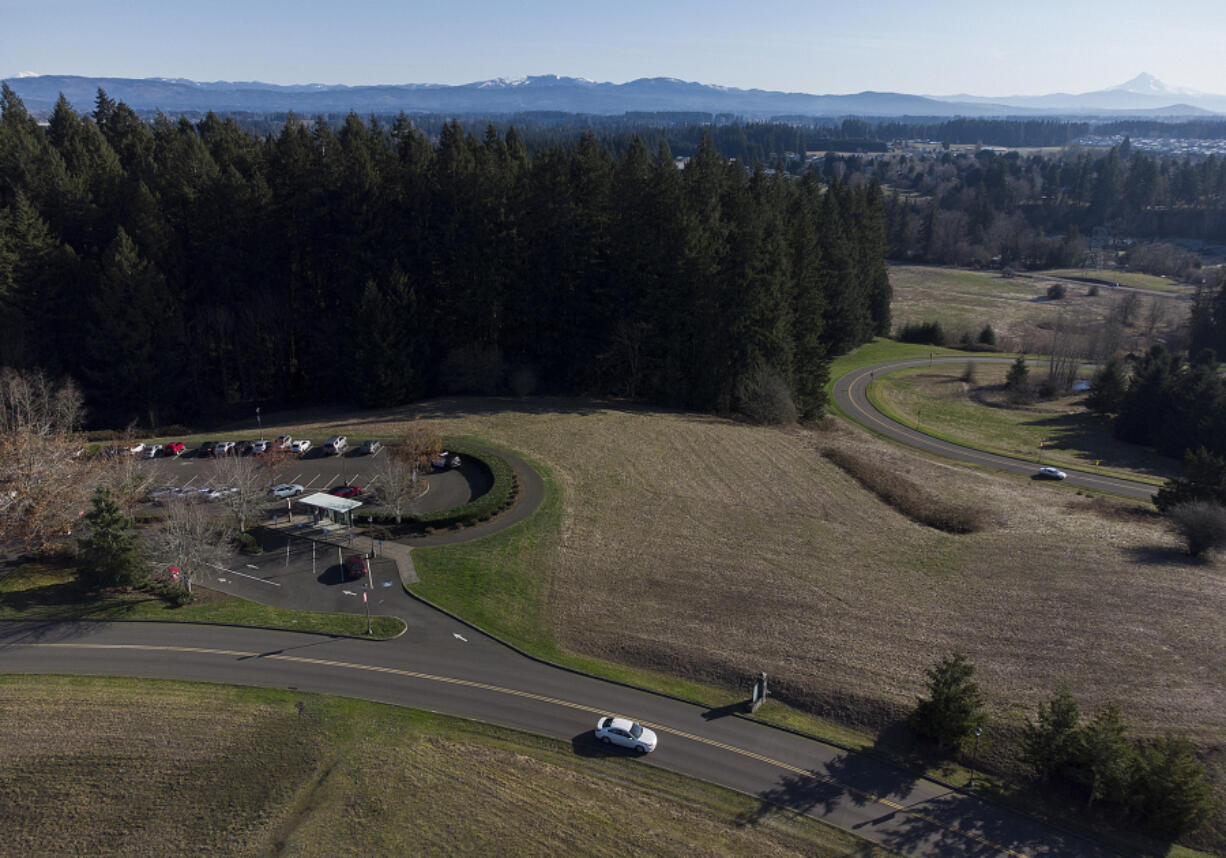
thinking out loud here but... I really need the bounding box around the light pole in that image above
[969,726,983,789]
[256,407,262,440]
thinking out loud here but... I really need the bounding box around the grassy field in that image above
[888,265,1190,355]
[869,363,1181,483]
[0,562,405,638]
[1041,268,1196,294]
[264,395,1226,851]
[0,676,890,857]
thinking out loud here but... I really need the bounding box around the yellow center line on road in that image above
[26,642,1029,857]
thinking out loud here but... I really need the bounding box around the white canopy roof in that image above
[298,492,363,513]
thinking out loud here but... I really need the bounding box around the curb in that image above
[0,615,408,642]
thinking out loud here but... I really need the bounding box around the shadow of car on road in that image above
[570,731,649,758]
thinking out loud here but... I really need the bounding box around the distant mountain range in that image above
[4,71,1223,119]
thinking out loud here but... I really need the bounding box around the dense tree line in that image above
[869,145,1226,269]
[0,85,891,426]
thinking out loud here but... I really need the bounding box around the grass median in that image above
[0,562,404,638]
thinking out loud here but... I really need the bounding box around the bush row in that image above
[896,321,997,349]
[822,447,985,533]
[367,442,518,535]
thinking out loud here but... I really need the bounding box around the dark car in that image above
[330,485,362,499]
[199,441,218,457]
[344,555,368,581]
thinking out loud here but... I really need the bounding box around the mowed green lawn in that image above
[869,363,1181,483]
[0,676,890,858]
[0,562,405,638]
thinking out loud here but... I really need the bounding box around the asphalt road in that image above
[0,619,1119,858]
[833,356,1157,502]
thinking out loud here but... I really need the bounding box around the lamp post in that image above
[256,407,262,440]
[969,726,983,789]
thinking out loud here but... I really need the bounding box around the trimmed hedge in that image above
[366,442,518,534]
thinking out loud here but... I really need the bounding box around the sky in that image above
[4,0,1226,96]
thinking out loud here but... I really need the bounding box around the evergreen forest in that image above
[0,86,891,427]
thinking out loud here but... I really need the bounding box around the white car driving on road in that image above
[1037,466,1067,480]
[594,716,658,754]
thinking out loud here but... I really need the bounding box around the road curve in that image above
[833,357,1156,502]
[0,619,1117,858]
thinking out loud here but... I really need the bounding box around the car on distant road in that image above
[359,440,382,455]
[270,483,304,499]
[1037,466,1068,480]
[290,439,311,455]
[141,444,162,459]
[163,441,186,456]
[330,485,362,499]
[274,434,293,450]
[594,716,657,754]
[344,554,368,581]
[323,435,348,455]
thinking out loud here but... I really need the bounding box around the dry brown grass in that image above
[889,265,1190,355]
[264,397,1226,753]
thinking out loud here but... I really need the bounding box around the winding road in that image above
[1,439,1127,856]
[833,356,1157,502]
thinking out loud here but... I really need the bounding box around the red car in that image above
[344,555,368,581]
[330,485,362,499]
[163,441,186,456]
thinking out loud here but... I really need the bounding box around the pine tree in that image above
[1073,702,1136,809]
[79,487,142,589]
[1133,735,1215,835]
[1021,686,1081,782]
[1086,355,1127,416]
[909,653,986,749]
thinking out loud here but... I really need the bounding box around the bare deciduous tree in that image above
[98,438,158,515]
[144,498,233,594]
[0,369,97,553]
[207,454,270,532]
[371,450,424,524]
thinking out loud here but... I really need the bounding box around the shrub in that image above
[897,321,946,346]
[1046,282,1067,300]
[1087,283,1099,297]
[977,324,997,347]
[961,362,977,384]
[1165,500,1226,558]
[237,531,262,555]
[735,361,797,424]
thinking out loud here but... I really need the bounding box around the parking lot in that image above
[136,445,486,515]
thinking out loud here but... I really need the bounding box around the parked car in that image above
[125,442,145,456]
[170,486,200,501]
[323,435,348,455]
[344,554,368,581]
[290,439,311,455]
[141,444,162,459]
[359,439,382,455]
[149,486,176,500]
[594,716,658,754]
[214,441,235,456]
[271,483,305,499]
[238,440,256,456]
[274,434,293,450]
[1037,466,1068,480]
[330,485,362,499]
[432,451,461,469]
[201,485,239,500]
[163,441,186,456]
[198,441,218,457]
[251,439,270,455]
